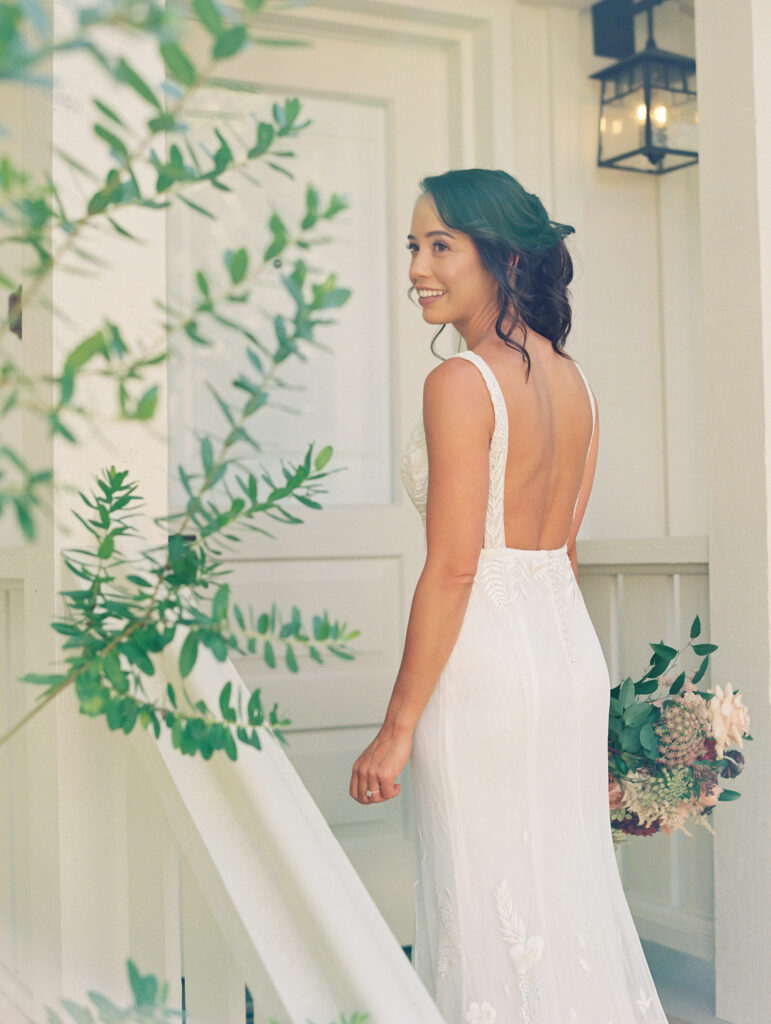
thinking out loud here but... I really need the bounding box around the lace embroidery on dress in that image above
[398,350,509,546]
[495,880,543,1023]
[401,418,428,523]
[464,1002,497,1024]
[436,888,461,978]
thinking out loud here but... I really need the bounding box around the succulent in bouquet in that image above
[608,615,752,844]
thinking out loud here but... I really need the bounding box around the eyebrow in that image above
[406,230,455,240]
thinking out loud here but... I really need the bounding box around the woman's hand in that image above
[349,725,413,805]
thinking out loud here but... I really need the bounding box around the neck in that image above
[457,308,526,352]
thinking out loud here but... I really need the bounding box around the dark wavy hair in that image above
[417,168,575,379]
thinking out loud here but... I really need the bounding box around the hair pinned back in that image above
[419,168,575,377]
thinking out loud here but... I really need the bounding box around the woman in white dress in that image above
[349,168,668,1024]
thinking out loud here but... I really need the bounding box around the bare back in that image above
[471,334,597,551]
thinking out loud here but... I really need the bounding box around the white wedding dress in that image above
[401,349,669,1024]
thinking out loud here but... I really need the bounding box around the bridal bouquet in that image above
[608,615,752,844]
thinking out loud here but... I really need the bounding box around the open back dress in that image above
[401,349,669,1024]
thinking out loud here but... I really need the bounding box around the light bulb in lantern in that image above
[636,103,647,123]
[652,104,668,125]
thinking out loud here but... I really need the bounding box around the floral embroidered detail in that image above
[476,557,514,610]
[495,880,543,1022]
[401,417,428,524]
[436,887,461,978]
[464,1002,496,1024]
[636,987,656,1014]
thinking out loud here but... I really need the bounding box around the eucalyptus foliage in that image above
[36,955,369,1024]
[609,614,714,762]
[0,0,328,535]
[0,0,360,760]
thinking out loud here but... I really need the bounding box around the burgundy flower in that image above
[701,737,717,761]
[615,812,660,837]
[720,749,745,778]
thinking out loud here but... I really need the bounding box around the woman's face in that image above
[407,193,500,341]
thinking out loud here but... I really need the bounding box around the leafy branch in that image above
[36,955,369,1024]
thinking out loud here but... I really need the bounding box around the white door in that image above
[168,0,514,941]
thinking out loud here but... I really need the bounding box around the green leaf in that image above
[689,614,701,639]
[94,123,129,160]
[248,121,274,158]
[179,631,199,677]
[717,788,741,802]
[669,671,686,695]
[313,445,333,471]
[160,42,197,87]
[639,722,658,754]
[192,0,224,36]
[218,680,237,722]
[201,436,214,475]
[691,654,710,686]
[212,25,247,60]
[60,999,95,1024]
[178,193,215,219]
[63,330,108,373]
[634,678,658,695]
[285,644,298,672]
[619,676,636,709]
[624,702,653,727]
[247,687,264,725]
[21,672,66,687]
[97,534,115,559]
[127,958,158,1007]
[115,58,162,110]
[225,247,249,284]
[166,683,178,708]
[212,584,230,620]
[103,649,125,688]
[107,215,138,239]
[224,728,238,760]
[132,385,159,421]
[263,640,276,669]
[692,643,718,655]
[649,642,677,660]
[148,113,177,133]
[92,97,126,127]
[620,726,642,753]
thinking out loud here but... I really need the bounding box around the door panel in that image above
[170,13,456,941]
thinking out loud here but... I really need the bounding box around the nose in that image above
[409,247,431,283]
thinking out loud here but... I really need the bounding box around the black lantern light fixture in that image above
[590,0,697,174]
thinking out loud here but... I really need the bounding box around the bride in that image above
[349,168,668,1023]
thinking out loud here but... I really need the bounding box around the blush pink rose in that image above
[709,684,751,759]
[698,782,722,808]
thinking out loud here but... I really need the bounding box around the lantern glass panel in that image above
[599,84,646,162]
[648,60,669,88]
[648,85,698,153]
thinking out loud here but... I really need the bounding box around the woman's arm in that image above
[349,357,492,804]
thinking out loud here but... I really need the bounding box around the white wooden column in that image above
[694,3,771,1021]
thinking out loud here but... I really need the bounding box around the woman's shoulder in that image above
[422,354,495,424]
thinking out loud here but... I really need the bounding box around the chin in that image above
[421,309,450,325]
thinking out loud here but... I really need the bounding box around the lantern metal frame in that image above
[590,0,698,174]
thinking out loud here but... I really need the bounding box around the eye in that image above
[432,241,448,253]
[406,241,418,253]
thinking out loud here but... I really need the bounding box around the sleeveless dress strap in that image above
[451,350,508,548]
[569,360,596,528]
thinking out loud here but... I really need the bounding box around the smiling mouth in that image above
[417,289,446,305]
